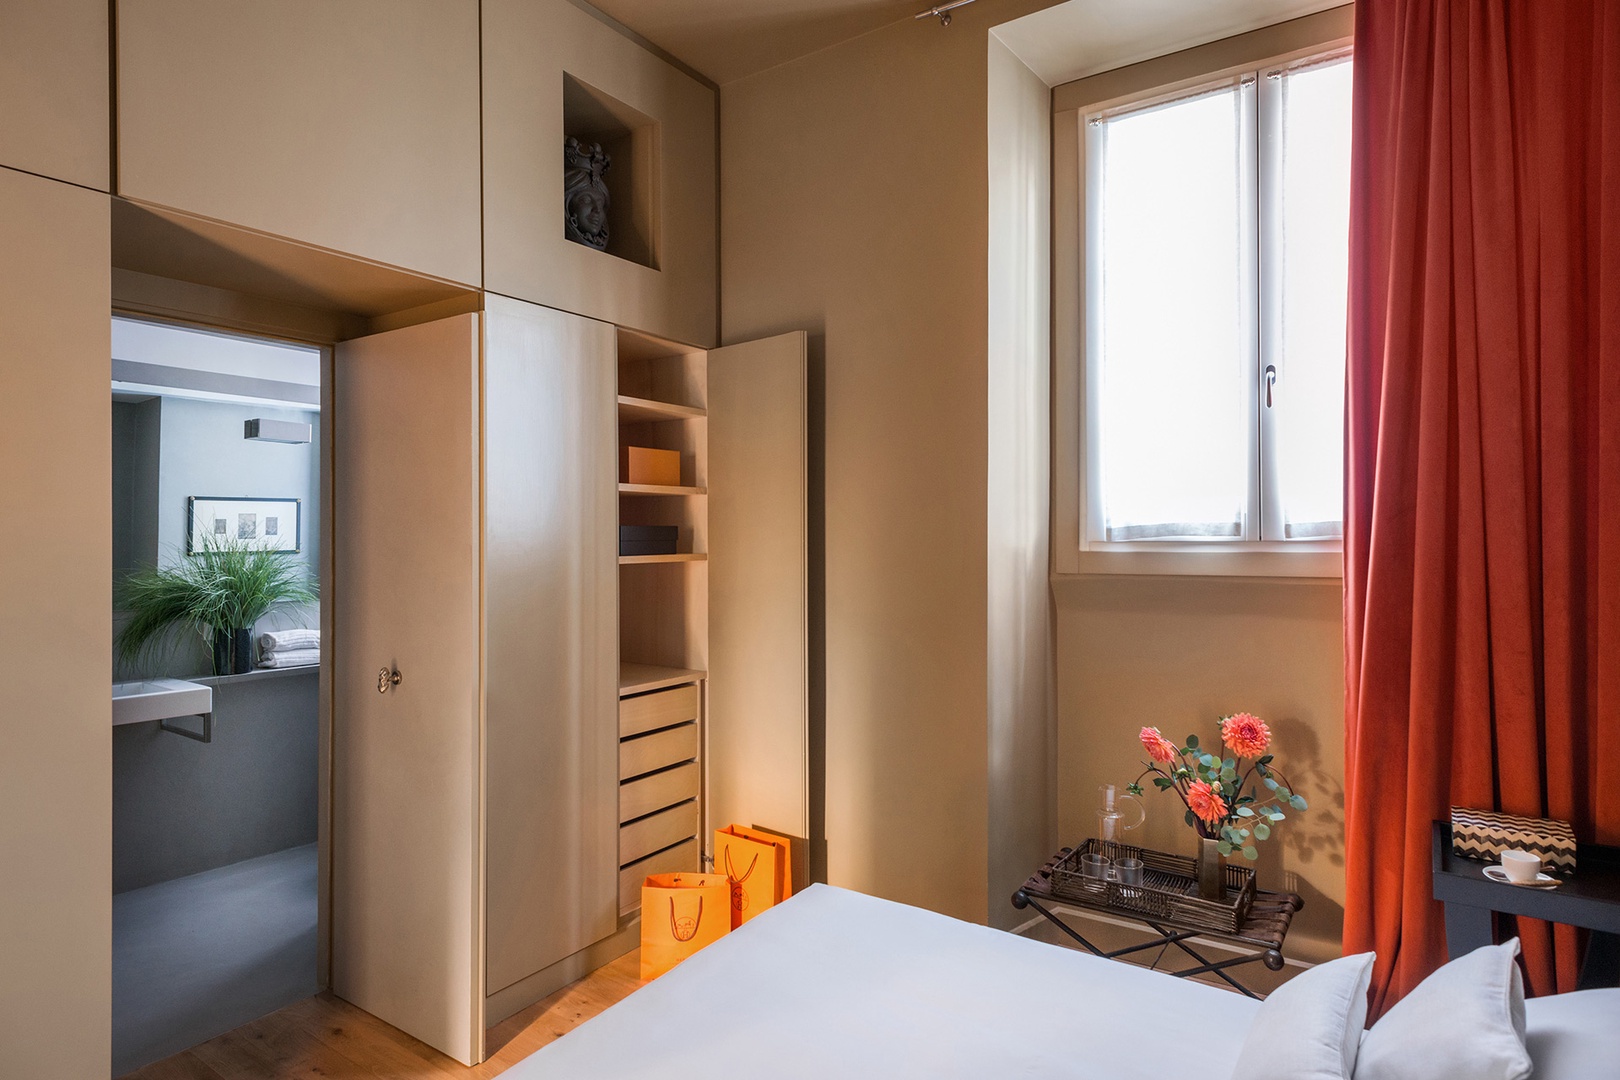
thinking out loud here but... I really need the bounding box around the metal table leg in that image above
[1013,891,1105,957]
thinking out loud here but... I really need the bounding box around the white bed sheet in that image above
[1523,987,1620,1080]
[508,884,1619,1079]
[508,883,1260,1079]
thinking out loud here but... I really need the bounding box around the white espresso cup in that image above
[1500,849,1541,883]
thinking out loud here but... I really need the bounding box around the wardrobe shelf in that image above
[619,662,707,697]
[619,483,707,496]
[618,395,706,424]
[619,553,707,565]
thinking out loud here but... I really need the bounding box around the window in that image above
[1082,51,1352,552]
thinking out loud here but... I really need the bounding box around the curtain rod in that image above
[914,0,977,27]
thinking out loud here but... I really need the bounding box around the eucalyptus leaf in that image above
[1257,754,1274,766]
[1218,841,1234,856]
[1236,806,1255,817]
[1290,795,1309,811]
[1263,777,1279,791]
[1254,822,1271,840]
[1186,734,1199,749]
[1242,846,1259,861]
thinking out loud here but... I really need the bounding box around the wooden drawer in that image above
[620,721,698,780]
[621,761,700,824]
[618,837,700,912]
[620,683,700,739]
[619,799,698,866]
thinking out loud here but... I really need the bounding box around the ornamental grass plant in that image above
[116,531,316,674]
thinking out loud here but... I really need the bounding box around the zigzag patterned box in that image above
[1451,806,1577,876]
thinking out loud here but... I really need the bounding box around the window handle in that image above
[1265,365,1278,408]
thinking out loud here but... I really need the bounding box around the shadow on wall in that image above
[1258,714,1346,944]
[1269,714,1346,876]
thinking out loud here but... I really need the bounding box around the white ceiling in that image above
[992,0,1346,86]
[587,0,913,85]
[112,317,321,386]
[588,0,1346,87]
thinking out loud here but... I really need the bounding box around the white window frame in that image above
[1056,39,1352,578]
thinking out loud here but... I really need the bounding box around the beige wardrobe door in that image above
[483,296,619,995]
[333,313,483,1065]
[0,167,111,1079]
[707,332,810,843]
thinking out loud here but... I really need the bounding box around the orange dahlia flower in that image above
[1139,726,1179,764]
[1221,712,1271,759]
[1187,780,1228,825]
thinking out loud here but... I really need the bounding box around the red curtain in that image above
[1345,0,1620,1014]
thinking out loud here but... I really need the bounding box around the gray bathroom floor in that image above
[112,843,320,1077]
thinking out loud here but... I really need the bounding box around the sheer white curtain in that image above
[1275,58,1353,537]
[1095,85,1251,540]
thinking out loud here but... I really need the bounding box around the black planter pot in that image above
[213,627,254,675]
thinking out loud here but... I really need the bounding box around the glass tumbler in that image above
[1080,852,1111,881]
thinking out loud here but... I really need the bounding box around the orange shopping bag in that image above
[715,825,794,929]
[639,872,729,981]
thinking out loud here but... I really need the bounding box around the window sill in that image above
[1059,545,1341,579]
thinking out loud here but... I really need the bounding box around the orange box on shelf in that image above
[621,445,681,487]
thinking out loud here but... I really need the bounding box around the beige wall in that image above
[986,35,1055,929]
[0,165,112,1077]
[0,0,109,190]
[1047,6,1354,958]
[116,0,483,286]
[1055,577,1346,956]
[720,0,1055,923]
[723,1,1349,945]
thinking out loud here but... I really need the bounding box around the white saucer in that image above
[1483,865,1560,888]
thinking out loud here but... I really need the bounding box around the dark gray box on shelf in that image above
[619,525,678,556]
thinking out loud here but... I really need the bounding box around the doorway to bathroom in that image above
[110,315,325,1076]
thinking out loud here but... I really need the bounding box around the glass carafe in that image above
[1097,783,1145,846]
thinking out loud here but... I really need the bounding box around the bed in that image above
[508,883,1617,1079]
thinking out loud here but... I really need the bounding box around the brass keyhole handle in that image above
[377,667,401,694]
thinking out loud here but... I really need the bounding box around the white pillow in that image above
[1354,938,1531,1080]
[1229,951,1375,1080]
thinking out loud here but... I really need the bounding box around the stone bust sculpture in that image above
[564,137,611,251]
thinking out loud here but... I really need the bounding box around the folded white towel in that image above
[258,648,320,668]
[260,629,320,654]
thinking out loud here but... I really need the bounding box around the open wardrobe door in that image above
[706,331,810,860]
[332,313,484,1064]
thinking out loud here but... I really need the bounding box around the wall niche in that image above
[562,74,660,270]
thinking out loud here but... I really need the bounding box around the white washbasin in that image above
[112,678,213,726]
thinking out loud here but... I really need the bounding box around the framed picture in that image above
[187,497,302,555]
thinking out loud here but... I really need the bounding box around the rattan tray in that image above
[1047,839,1256,934]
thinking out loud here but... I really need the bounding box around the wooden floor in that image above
[118,952,642,1080]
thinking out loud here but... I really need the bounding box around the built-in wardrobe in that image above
[332,295,808,1063]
